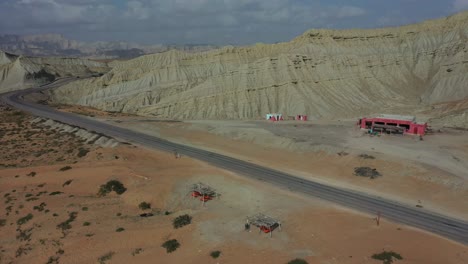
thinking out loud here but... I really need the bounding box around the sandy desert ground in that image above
[70,109,467,221]
[2,103,467,264]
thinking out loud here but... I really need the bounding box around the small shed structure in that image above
[295,115,308,121]
[246,213,282,237]
[266,113,283,121]
[358,114,427,135]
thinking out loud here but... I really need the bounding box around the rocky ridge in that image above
[0,50,109,93]
[50,11,468,121]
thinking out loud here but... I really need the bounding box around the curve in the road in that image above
[2,82,468,245]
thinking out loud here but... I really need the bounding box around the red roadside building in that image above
[358,114,427,136]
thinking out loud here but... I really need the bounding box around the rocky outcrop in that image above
[0,50,110,92]
[51,11,468,120]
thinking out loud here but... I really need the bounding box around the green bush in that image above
[287,259,308,264]
[17,214,33,225]
[49,191,64,196]
[173,214,192,229]
[138,202,151,210]
[371,251,403,264]
[98,180,127,196]
[116,227,125,232]
[83,222,91,226]
[162,239,180,253]
[210,250,221,259]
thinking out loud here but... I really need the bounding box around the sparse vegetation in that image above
[83,222,91,226]
[98,251,115,264]
[82,207,89,211]
[132,248,143,256]
[59,166,72,171]
[77,148,90,158]
[287,259,308,264]
[27,171,36,177]
[359,154,375,159]
[162,239,180,253]
[354,167,381,179]
[98,180,127,196]
[371,251,403,264]
[49,191,64,196]
[33,202,47,212]
[17,213,33,225]
[138,202,151,210]
[0,219,6,227]
[173,214,192,229]
[210,250,221,259]
[116,227,125,232]
[57,211,78,232]
[62,179,73,187]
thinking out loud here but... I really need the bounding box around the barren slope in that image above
[0,50,110,93]
[51,12,468,120]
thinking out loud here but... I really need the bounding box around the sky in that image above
[0,0,467,45]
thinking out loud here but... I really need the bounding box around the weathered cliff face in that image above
[0,51,110,92]
[51,11,468,120]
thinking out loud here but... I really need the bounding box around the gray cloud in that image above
[0,0,461,45]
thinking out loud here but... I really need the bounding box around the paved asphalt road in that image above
[2,79,468,244]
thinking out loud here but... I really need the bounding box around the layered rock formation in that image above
[51,12,468,120]
[0,50,109,93]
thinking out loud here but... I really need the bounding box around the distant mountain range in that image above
[0,34,218,59]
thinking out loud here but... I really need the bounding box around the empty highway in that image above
[2,80,468,245]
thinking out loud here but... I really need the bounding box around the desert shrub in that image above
[116,227,125,232]
[98,180,127,196]
[359,154,375,159]
[162,239,180,253]
[132,248,143,256]
[59,166,72,171]
[0,219,6,226]
[138,202,151,210]
[287,259,308,264]
[371,251,403,264]
[83,222,91,226]
[62,180,73,187]
[77,148,89,158]
[33,202,47,212]
[27,172,36,177]
[82,207,88,211]
[57,212,78,231]
[354,167,381,179]
[210,250,221,259]
[17,213,33,225]
[173,214,192,229]
[49,191,64,196]
[98,251,115,264]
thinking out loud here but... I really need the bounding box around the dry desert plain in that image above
[1,102,467,264]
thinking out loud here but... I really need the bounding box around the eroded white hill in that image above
[51,12,468,120]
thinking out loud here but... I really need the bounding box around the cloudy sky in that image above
[0,0,467,45]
